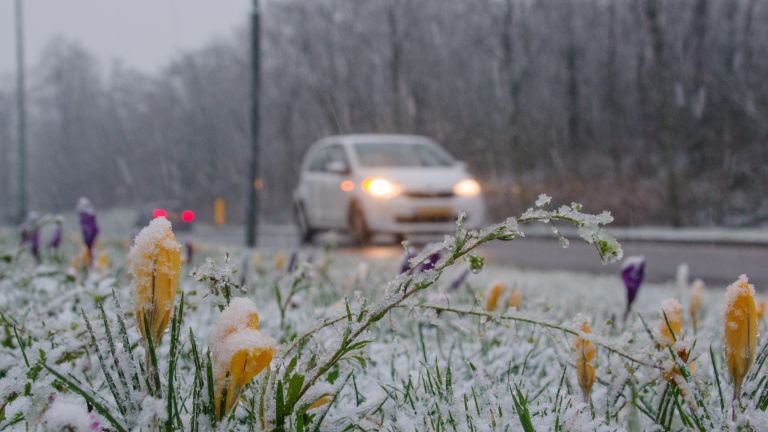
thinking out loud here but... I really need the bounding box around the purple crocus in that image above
[77,197,99,265]
[20,212,41,261]
[185,241,194,264]
[418,252,441,272]
[448,267,470,291]
[286,251,298,273]
[398,248,416,274]
[621,255,646,321]
[48,219,63,250]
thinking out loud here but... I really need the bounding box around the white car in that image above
[293,134,486,244]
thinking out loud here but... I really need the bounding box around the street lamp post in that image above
[15,0,27,223]
[245,0,261,247]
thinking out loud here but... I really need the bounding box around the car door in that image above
[301,147,330,227]
[320,145,353,228]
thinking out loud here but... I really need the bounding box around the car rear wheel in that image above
[349,203,372,246]
[294,201,316,244]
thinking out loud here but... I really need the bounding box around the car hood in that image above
[357,167,469,193]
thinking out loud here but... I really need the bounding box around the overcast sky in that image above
[1,0,252,76]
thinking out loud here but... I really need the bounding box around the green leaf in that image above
[285,372,305,414]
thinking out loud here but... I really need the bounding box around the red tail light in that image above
[152,208,167,219]
[181,210,195,223]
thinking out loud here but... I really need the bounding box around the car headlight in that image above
[453,178,481,197]
[361,177,402,199]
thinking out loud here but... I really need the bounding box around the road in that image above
[179,224,768,288]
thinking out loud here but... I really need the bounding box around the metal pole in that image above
[15,0,27,223]
[245,0,261,247]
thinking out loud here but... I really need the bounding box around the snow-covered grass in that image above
[1,199,767,431]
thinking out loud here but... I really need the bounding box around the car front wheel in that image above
[294,201,316,244]
[348,203,372,246]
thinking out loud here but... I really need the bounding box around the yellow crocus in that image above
[484,282,507,311]
[757,299,766,321]
[274,252,286,271]
[94,253,110,271]
[572,321,596,401]
[70,246,90,270]
[128,217,180,344]
[211,297,260,342]
[507,287,522,310]
[655,299,698,385]
[724,275,757,402]
[689,279,705,332]
[251,251,262,267]
[308,394,333,410]
[213,329,275,419]
[658,298,682,346]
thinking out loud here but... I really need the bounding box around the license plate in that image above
[416,207,453,218]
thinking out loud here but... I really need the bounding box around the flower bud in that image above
[128,217,180,344]
[572,321,596,402]
[724,275,757,401]
[211,298,274,419]
[484,281,506,311]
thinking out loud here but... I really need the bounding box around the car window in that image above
[354,142,454,167]
[307,147,329,172]
[326,145,349,167]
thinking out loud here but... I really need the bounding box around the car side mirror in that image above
[326,160,349,174]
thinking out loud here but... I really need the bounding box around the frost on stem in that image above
[191,255,241,303]
[535,193,552,207]
[516,202,622,264]
[277,197,622,422]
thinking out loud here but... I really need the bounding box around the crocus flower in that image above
[210,297,260,341]
[448,268,470,291]
[70,246,89,271]
[308,394,333,411]
[398,248,415,274]
[484,281,507,311]
[656,299,696,384]
[42,394,102,431]
[572,320,596,402]
[657,298,682,346]
[621,256,645,321]
[418,252,441,273]
[48,218,63,251]
[689,279,705,332]
[185,241,194,264]
[128,217,180,344]
[274,251,286,271]
[286,251,297,273]
[94,253,110,272]
[77,198,99,266]
[507,287,522,310]
[724,275,757,404]
[251,251,262,267]
[211,298,274,419]
[20,212,41,261]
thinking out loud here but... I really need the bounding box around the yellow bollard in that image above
[214,198,226,226]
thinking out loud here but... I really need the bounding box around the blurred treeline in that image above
[0,0,767,226]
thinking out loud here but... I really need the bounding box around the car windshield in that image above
[354,142,454,167]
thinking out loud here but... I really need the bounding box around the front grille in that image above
[405,191,454,199]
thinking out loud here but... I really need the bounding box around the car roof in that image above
[320,134,436,146]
